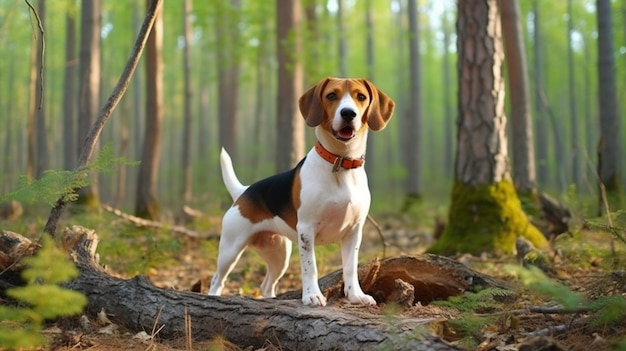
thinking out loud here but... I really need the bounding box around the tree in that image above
[441,4,454,180]
[135,0,163,220]
[596,0,622,213]
[402,0,422,211]
[429,0,548,255]
[567,0,582,188]
[216,0,241,163]
[337,0,346,77]
[501,0,537,198]
[34,0,48,178]
[63,5,77,171]
[275,0,304,171]
[532,0,549,188]
[180,0,193,205]
[76,0,102,209]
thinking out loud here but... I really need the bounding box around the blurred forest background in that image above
[0,0,624,219]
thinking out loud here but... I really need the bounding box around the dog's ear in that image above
[362,80,395,131]
[299,78,331,127]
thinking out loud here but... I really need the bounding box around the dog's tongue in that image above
[338,126,355,139]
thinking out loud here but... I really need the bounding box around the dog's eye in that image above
[326,92,337,101]
[357,93,367,101]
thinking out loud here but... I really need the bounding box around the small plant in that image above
[0,235,87,350]
[431,287,513,346]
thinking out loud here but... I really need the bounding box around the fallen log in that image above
[0,226,508,350]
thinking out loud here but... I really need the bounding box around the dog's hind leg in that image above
[208,211,250,296]
[253,233,292,298]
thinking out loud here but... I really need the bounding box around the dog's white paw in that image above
[302,293,327,307]
[348,292,377,306]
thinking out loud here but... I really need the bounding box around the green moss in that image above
[428,179,548,255]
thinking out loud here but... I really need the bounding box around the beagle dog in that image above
[208,77,395,306]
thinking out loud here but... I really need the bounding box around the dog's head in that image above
[298,78,395,142]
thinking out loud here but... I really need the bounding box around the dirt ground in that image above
[7,212,626,351]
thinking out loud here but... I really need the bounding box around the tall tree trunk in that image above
[442,5,454,180]
[337,0,346,77]
[501,0,536,198]
[567,0,581,188]
[216,0,240,163]
[303,0,320,85]
[402,0,422,211]
[76,0,101,209]
[34,0,48,178]
[3,58,16,192]
[26,5,39,179]
[135,0,163,220]
[364,0,376,186]
[276,0,304,171]
[63,7,77,171]
[251,7,271,177]
[429,0,547,255]
[596,0,622,213]
[181,0,193,205]
[532,0,549,188]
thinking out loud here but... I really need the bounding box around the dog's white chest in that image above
[298,167,370,245]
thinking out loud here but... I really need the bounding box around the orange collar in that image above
[314,141,365,172]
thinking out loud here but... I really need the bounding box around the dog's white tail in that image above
[220,148,247,202]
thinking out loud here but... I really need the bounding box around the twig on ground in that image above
[102,204,216,239]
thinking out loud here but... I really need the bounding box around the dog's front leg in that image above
[341,223,376,305]
[297,227,326,306]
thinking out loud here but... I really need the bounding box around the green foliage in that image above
[589,295,626,328]
[0,236,87,350]
[431,288,511,347]
[508,265,626,328]
[432,287,514,312]
[0,144,138,207]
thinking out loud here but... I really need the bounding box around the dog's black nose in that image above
[340,108,356,121]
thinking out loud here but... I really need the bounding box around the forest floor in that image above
[4,205,626,351]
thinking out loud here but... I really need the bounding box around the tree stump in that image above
[0,226,510,350]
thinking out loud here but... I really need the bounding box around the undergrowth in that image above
[0,236,87,350]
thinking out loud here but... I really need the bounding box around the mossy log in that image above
[429,179,548,255]
[0,227,508,350]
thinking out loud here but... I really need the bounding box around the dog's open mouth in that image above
[334,126,355,141]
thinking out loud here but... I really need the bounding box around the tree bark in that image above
[596,0,622,213]
[532,0,549,189]
[566,0,581,188]
[0,227,508,351]
[276,0,304,171]
[76,0,102,209]
[34,0,48,179]
[216,0,241,163]
[429,0,548,255]
[403,0,423,209]
[501,0,536,196]
[180,0,193,205]
[135,0,164,220]
[63,9,77,171]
